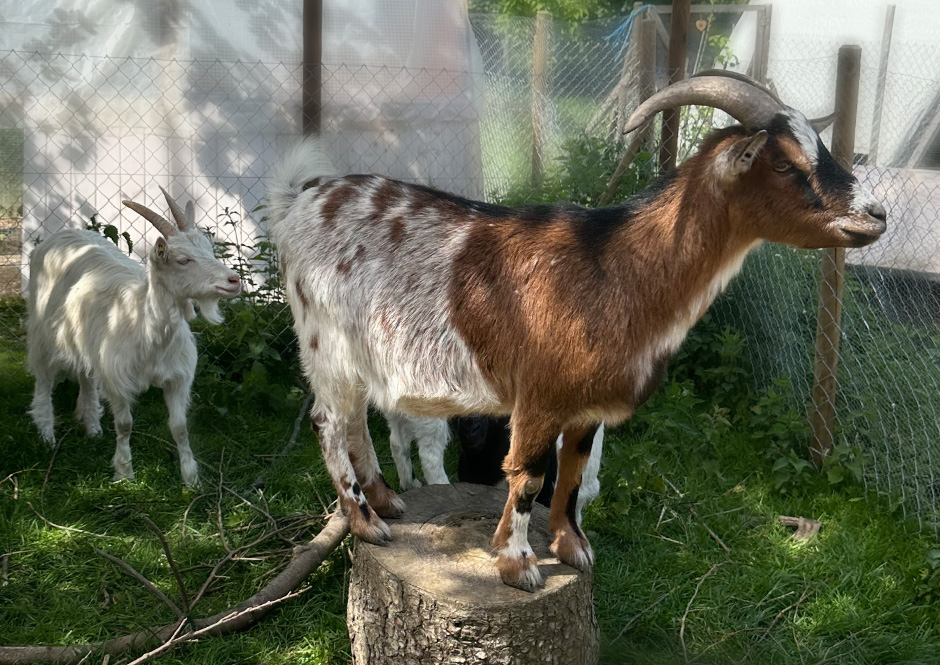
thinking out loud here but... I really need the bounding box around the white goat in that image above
[27,188,241,487]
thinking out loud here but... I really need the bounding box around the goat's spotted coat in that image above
[269,78,886,590]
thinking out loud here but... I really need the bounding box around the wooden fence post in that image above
[809,45,862,467]
[599,11,656,206]
[302,0,323,135]
[531,10,551,187]
[658,0,691,173]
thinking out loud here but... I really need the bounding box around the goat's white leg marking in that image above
[164,378,198,487]
[387,414,421,490]
[576,423,604,526]
[109,395,135,482]
[30,367,57,445]
[418,419,450,485]
[75,372,103,438]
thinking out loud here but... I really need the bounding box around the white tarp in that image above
[1,0,484,291]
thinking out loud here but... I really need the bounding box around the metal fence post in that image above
[809,44,862,467]
[658,0,690,173]
[303,0,323,135]
[869,5,895,166]
[531,10,551,187]
[599,11,656,206]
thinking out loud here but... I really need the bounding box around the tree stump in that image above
[347,483,598,665]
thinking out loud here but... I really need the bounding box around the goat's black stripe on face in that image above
[812,139,856,198]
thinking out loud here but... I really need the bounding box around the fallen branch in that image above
[0,511,349,665]
[778,515,822,541]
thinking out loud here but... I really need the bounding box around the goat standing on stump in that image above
[267,72,886,591]
[27,189,241,487]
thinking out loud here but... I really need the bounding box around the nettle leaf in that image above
[103,224,120,245]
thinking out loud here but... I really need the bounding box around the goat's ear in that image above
[718,130,768,182]
[153,236,169,262]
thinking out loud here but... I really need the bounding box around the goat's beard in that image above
[193,297,224,325]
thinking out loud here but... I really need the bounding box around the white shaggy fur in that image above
[27,190,241,487]
[385,412,451,490]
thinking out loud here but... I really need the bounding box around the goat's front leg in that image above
[313,402,392,545]
[109,395,135,482]
[164,379,198,488]
[549,424,600,571]
[492,413,560,591]
[348,407,404,518]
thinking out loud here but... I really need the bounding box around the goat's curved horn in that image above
[160,186,192,231]
[122,199,177,238]
[623,74,785,135]
[809,111,836,132]
[692,69,786,106]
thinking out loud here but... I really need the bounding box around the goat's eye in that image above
[177,258,191,265]
[773,161,793,173]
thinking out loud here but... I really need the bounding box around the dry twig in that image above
[680,563,723,663]
[140,515,191,613]
[0,511,349,665]
[96,550,184,620]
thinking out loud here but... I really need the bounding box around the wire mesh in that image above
[1,9,940,530]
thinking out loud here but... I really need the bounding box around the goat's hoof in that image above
[85,423,103,438]
[551,528,594,571]
[375,493,406,520]
[401,478,422,491]
[112,468,135,483]
[496,552,544,592]
[364,480,406,519]
[38,428,56,446]
[348,501,392,545]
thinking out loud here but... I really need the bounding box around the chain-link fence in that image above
[2,6,940,529]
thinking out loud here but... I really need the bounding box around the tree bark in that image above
[347,483,598,665]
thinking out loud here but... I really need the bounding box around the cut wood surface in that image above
[347,483,598,665]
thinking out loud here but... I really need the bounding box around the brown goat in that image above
[266,72,886,591]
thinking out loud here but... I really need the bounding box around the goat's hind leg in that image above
[548,424,599,571]
[348,406,405,518]
[492,413,560,592]
[313,400,392,545]
[29,366,58,446]
[75,372,103,438]
[386,412,421,490]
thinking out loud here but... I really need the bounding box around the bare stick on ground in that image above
[0,511,349,665]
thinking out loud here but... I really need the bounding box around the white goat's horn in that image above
[160,186,192,231]
[623,73,785,135]
[122,199,177,238]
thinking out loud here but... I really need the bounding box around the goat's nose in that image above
[867,201,887,223]
[228,273,240,285]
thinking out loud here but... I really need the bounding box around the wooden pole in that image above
[531,10,551,187]
[302,0,323,135]
[810,45,862,467]
[599,13,655,206]
[659,0,691,174]
[752,4,773,84]
[869,5,895,166]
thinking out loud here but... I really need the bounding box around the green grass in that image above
[3,297,940,664]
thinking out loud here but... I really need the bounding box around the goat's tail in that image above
[266,136,338,233]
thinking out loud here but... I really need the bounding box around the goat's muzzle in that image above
[838,203,887,248]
